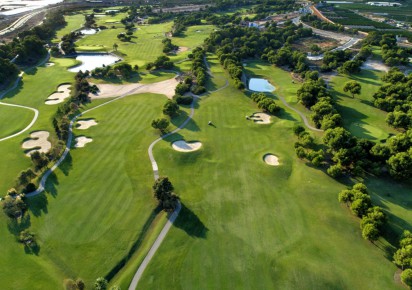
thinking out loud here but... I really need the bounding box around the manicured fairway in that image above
[329,69,397,141]
[53,14,85,42]
[0,105,34,139]
[172,25,217,48]
[75,22,173,67]
[136,66,401,290]
[27,93,180,288]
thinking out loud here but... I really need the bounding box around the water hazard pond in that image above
[249,78,276,92]
[68,53,120,73]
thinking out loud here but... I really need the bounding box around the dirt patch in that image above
[76,119,98,130]
[172,140,202,152]
[45,84,71,105]
[249,112,271,124]
[292,36,339,54]
[362,59,389,72]
[263,154,279,166]
[22,131,51,156]
[89,77,179,99]
[74,136,93,148]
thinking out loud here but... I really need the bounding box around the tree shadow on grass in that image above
[104,206,162,281]
[59,152,73,176]
[27,192,49,217]
[7,214,31,236]
[173,203,208,239]
[44,171,59,198]
[170,110,200,132]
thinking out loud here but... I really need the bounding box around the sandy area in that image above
[250,112,271,124]
[263,154,279,166]
[178,46,189,53]
[45,84,71,105]
[22,131,51,156]
[76,119,98,130]
[45,62,55,67]
[362,59,389,72]
[172,140,202,152]
[74,136,93,148]
[89,78,179,99]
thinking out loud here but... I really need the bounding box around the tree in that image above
[387,152,412,180]
[151,118,169,133]
[402,269,412,288]
[94,277,108,290]
[343,81,361,98]
[323,127,354,152]
[163,100,179,117]
[362,223,379,242]
[19,229,36,246]
[153,177,178,211]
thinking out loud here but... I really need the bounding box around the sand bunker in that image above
[45,62,55,67]
[90,77,179,99]
[250,112,271,124]
[74,136,93,148]
[172,140,202,152]
[22,131,51,156]
[362,60,389,72]
[263,154,279,166]
[178,46,189,53]
[45,84,71,105]
[76,119,98,130]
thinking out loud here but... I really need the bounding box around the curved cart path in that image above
[0,52,50,142]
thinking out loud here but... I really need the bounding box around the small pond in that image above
[68,53,120,73]
[249,78,276,92]
[80,28,98,35]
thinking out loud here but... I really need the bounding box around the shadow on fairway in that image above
[59,152,73,176]
[174,203,208,239]
[27,192,49,217]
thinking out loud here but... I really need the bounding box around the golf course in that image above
[0,2,411,290]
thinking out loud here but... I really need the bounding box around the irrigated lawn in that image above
[53,14,86,43]
[0,105,34,139]
[26,93,181,288]
[75,22,173,67]
[136,62,401,290]
[172,25,217,48]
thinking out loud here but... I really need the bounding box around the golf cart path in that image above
[0,51,50,142]
[128,58,229,290]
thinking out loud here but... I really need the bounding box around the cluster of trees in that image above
[293,125,324,167]
[153,177,179,212]
[0,58,19,86]
[146,55,173,70]
[373,69,411,131]
[321,49,353,72]
[151,118,169,133]
[250,93,280,115]
[171,15,202,36]
[61,32,82,55]
[338,183,387,242]
[85,13,96,28]
[394,231,412,272]
[91,63,138,80]
[189,47,207,95]
[297,72,342,130]
[163,100,180,117]
[204,22,312,88]
[162,38,178,54]
[2,192,27,218]
[301,14,344,32]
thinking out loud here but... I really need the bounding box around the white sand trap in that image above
[263,154,279,166]
[45,84,71,105]
[22,131,51,156]
[362,60,389,72]
[90,77,179,99]
[45,62,55,67]
[172,140,202,152]
[178,46,189,53]
[76,119,98,130]
[74,136,93,148]
[250,112,271,124]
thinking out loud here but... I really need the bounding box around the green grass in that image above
[76,22,173,67]
[0,105,35,139]
[172,25,217,48]
[53,14,85,43]
[136,60,401,290]
[76,45,108,52]
[329,69,397,141]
